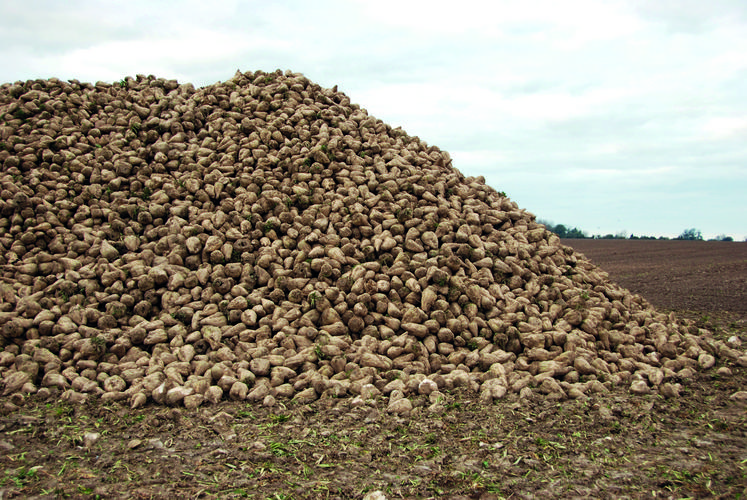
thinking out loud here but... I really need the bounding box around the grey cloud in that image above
[632,0,747,33]
[0,2,148,54]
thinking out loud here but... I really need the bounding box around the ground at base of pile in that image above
[0,344,745,500]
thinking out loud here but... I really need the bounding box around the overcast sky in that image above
[2,0,746,239]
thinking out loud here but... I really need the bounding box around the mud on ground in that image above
[0,243,745,500]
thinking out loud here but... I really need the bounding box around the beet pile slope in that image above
[0,70,743,410]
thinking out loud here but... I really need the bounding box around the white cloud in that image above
[701,117,747,138]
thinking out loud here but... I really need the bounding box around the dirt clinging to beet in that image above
[0,70,744,410]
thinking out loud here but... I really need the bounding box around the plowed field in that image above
[564,239,747,321]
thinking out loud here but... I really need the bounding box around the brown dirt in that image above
[563,239,747,319]
[1,242,746,499]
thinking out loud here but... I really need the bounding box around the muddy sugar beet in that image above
[0,70,745,411]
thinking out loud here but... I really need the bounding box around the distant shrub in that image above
[676,228,703,241]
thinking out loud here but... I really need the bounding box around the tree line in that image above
[537,221,739,242]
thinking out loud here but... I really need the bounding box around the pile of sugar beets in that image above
[0,70,744,412]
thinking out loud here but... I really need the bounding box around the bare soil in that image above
[563,239,747,319]
[1,241,746,500]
